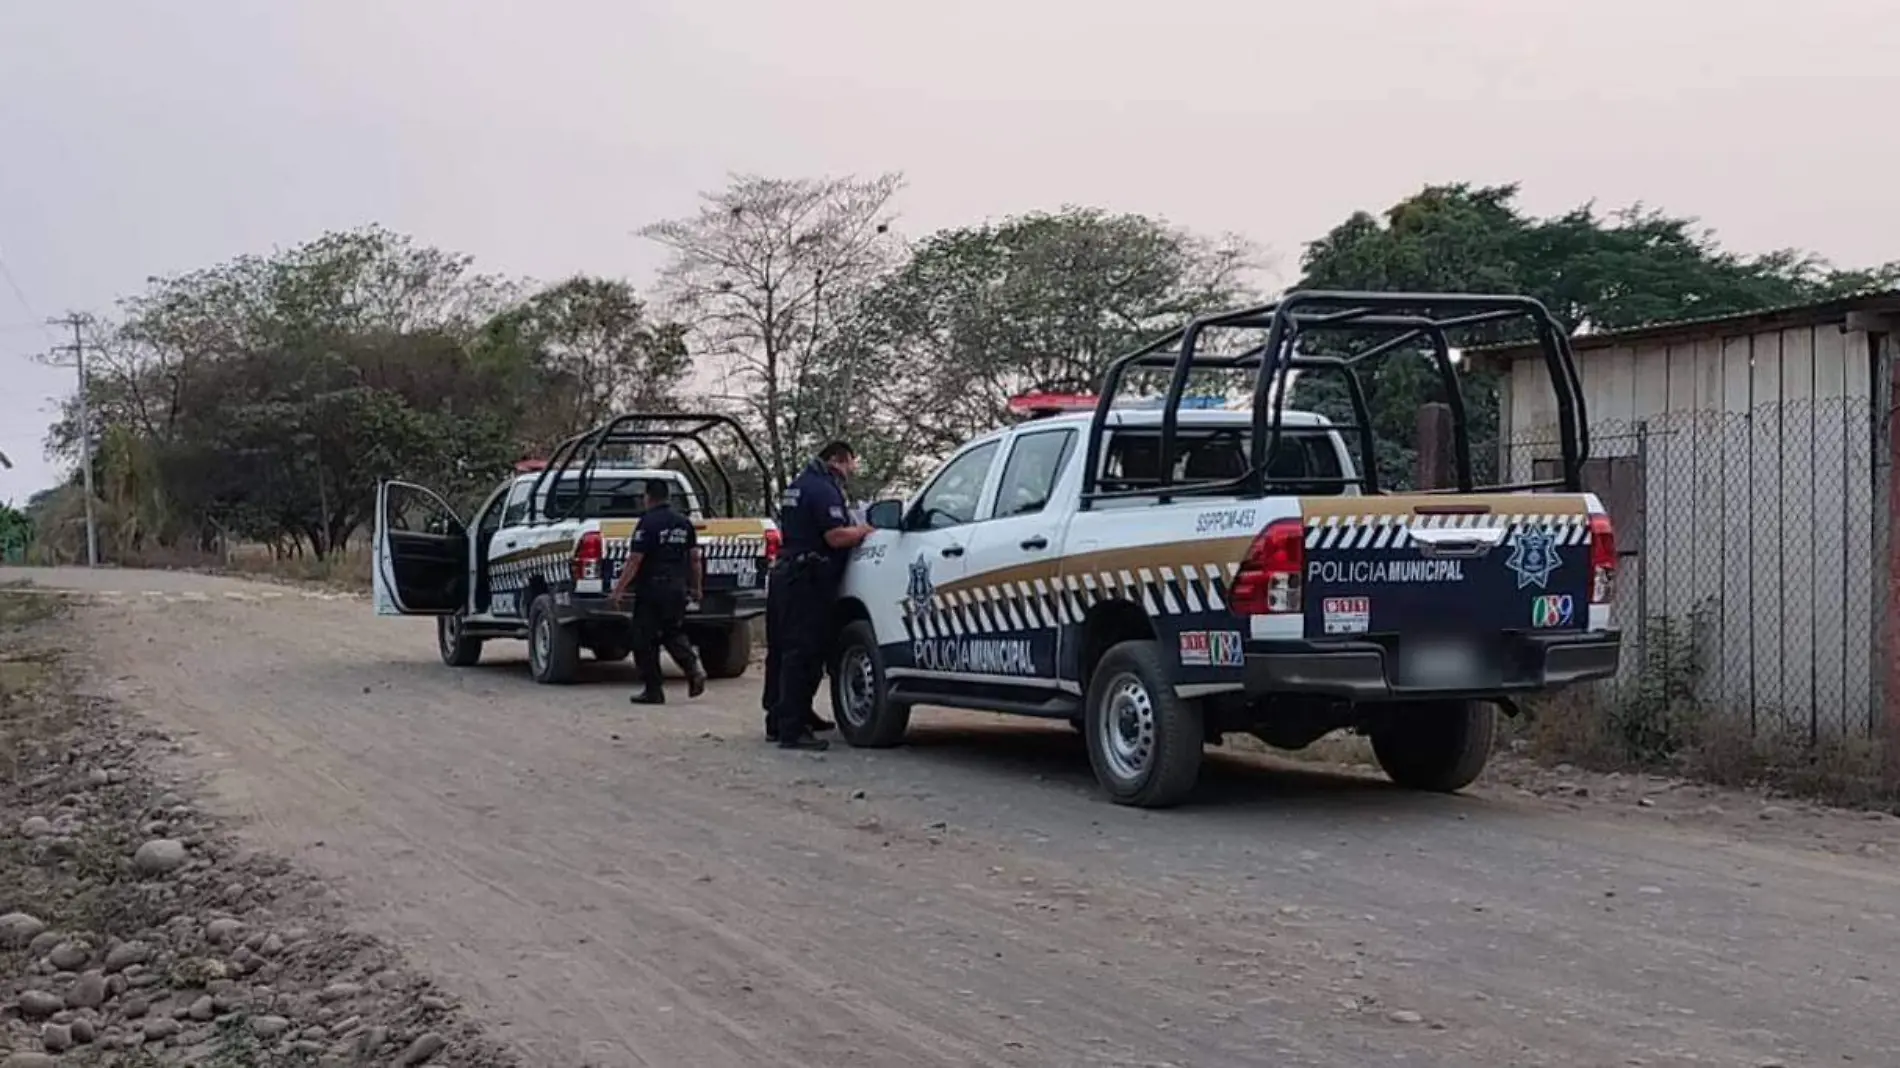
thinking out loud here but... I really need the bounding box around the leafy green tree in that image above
[475,276,692,451]
[46,227,523,558]
[848,207,1258,488]
[0,499,30,562]
[1290,183,1900,487]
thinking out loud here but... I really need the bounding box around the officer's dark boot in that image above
[687,667,707,699]
[629,688,665,705]
[777,730,829,752]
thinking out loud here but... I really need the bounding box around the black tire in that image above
[830,620,910,748]
[437,615,484,668]
[1369,700,1496,793]
[527,594,581,685]
[696,622,753,680]
[592,643,631,663]
[1083,640,1204,808]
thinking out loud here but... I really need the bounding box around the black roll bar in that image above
[1081,290,1588,510]
[524,412,778,523]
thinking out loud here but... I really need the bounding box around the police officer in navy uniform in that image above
[764,440,874,750]
[610,479,707,705]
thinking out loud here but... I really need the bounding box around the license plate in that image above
[1395,636,1496,689]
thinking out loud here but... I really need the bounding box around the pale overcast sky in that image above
[3,0,1895,499]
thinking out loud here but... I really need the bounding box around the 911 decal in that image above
[1179,630,1243,667]
[1531,594,1574,628]
[1322,596,1371,635]
[1179,631,1210,666]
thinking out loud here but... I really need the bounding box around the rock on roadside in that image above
[400,1031,448,1065]
[0,911,47,947]
[132,837,188,875]
[16,990,64,1019]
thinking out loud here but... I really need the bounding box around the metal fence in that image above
[1503,396,1884,745]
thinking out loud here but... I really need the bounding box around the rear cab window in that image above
[1099,426,1348,497]
[530,473,701,523]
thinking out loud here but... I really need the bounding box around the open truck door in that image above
[372,480,470,616]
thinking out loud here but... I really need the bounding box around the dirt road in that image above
[11,567,1900,1067]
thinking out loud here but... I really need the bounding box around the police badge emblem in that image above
[905,553,935,615]
[1505,526,1562,590]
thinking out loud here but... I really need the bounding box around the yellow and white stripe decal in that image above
[1303,512,1592,551]
[901,561,1241,641]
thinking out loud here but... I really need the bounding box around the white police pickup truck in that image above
[373,414,778,684]
[824,291,1623,808]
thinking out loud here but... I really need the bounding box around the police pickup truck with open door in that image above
[827,291,1621,808]
[373,413,780,684]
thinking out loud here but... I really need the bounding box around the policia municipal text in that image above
[763,441,874,750]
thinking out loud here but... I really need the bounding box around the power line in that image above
[0,248,54,345]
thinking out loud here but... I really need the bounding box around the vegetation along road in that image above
[9,567,1900,1067]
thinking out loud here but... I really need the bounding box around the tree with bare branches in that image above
[640,173,908,482]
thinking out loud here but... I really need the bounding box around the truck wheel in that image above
[527,594,581,685]
[591,643,631,663]
[1369,700,1496,793]
[830,620,910,748]
[1084,640,1203,808]
[696,622,753,679]
[437,614,484,668]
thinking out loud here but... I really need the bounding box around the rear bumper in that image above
[551,589,767,628]
[1243,629,1622,702]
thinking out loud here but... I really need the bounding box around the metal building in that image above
[1476,292,1900,746]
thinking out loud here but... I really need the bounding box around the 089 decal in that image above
[1531,593,1574,628]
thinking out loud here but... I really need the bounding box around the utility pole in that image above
[48,314,98,567]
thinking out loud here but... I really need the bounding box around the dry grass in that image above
[0,585,66,790]
[223,543,374,591]
[1510,686,1898,810]
[55,542,380,593]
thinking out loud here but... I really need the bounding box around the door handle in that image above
[1020,537,1049,551]
[941,545,965,558]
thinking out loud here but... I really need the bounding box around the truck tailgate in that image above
[1300,495,1599,681]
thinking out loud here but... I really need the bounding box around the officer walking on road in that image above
[610,479,708,705]
[764,441,874,750]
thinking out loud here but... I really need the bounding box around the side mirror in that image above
[865,499,904,530]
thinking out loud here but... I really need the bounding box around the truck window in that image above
[544,474,686,520]
[1100,428,1347,496]
[501,480,534,525]
[991,429,1077,519]
[915,441,1000,529]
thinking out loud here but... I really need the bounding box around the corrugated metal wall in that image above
[1500,324,1883,742]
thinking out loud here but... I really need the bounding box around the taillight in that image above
[573,530,603,582]
[1230,518,1304,616]
[763,527,781,564]
[1588,513,1616,604]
